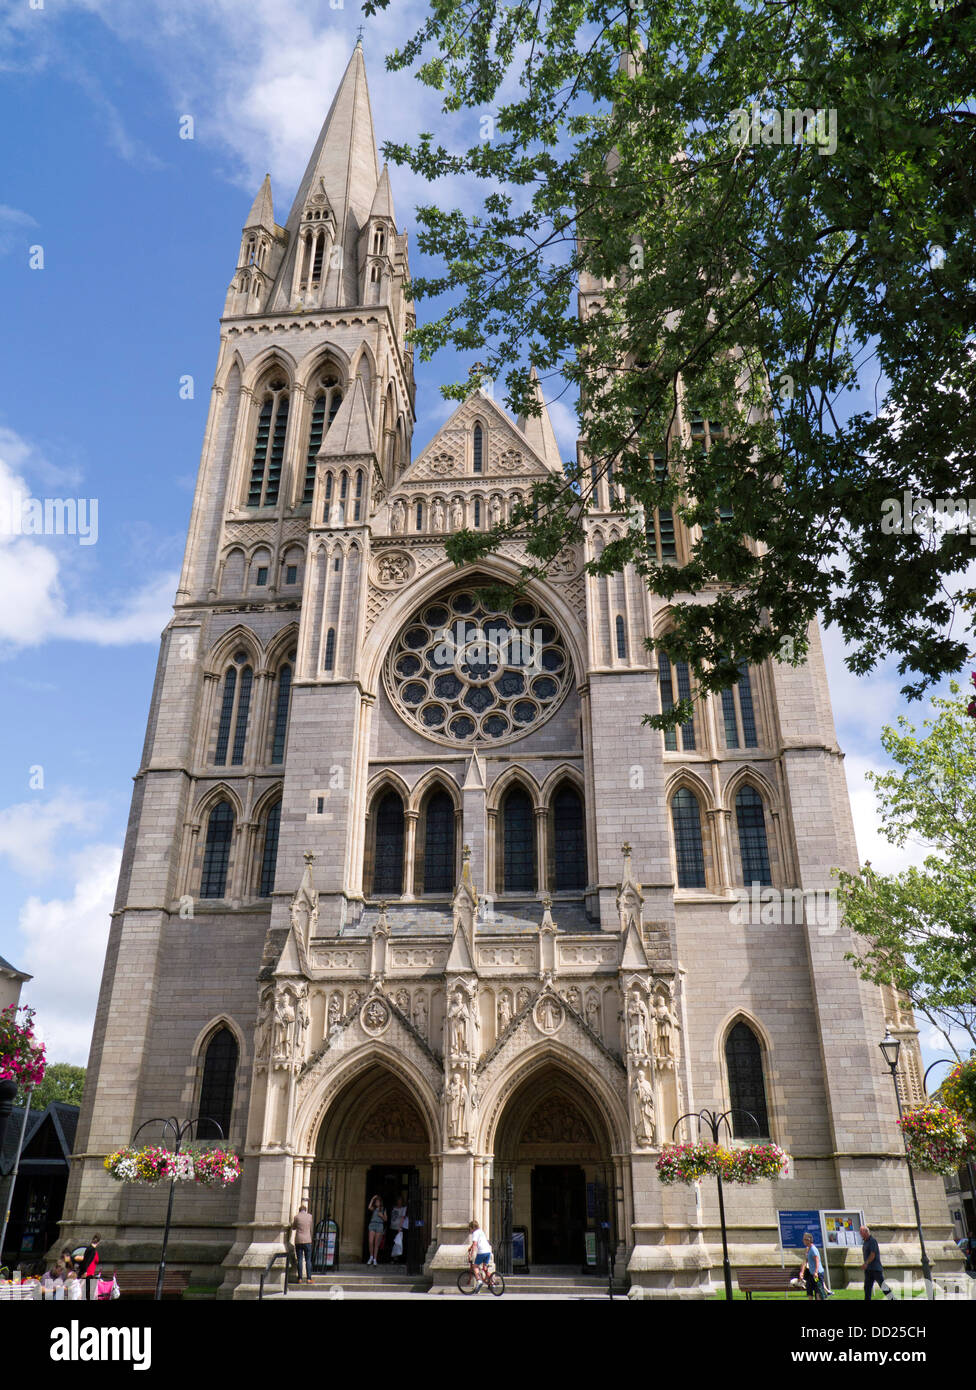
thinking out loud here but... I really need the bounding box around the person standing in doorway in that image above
[366,1195,387,1265]
[292,1203,314,1283]
[800,1233,826,1300]
[389,1191,408,1263]
[860,1224,886,1299]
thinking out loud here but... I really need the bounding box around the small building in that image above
[0,1102,79,1270]
[0,954,31,1015]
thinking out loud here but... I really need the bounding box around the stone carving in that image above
[361,996,391,1034]
[632,1067,657,1146]
[446,1069,468,1143]
[522,1095,594,1145]
[563,985,582,1014]
[448,986,473,1058]
[266,984,309,1069]
[412,992,428,1038]
[290,891,317,942]
[431,499,445,532]
[255,986,275,1062]
[585,991,601,1036]
[480,946,534,968]
[489,494,502,527]
[415,452,458,479]
[652,993,676,1067]
[391,948,440,968]
[627,990,651,1059]
[390,499,405,534]
[560,944,617,965]
[326,993,342,1037]
[534,993,564,1035]
[348,989,363,1013]
[451,498,464,530]
[547,546,581,580]
[497,991,513,1032]
[359,1097,426,1144]
[496,449,526,475]
[394,988,410,1015]
[312,949,368,971]
[516,986,531,1012]
[372,551,413,587]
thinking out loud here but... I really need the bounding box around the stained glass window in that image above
[736,786,771,886]
[672,788,706,888]
[422,789,455,893]
[503,787,536,892]
[553,785,585,890]
[259,801,280,897]
[271,665,292,764]
[373,792,404,895]
[201,801,233,898]
[725,1022,769,1137]
[198,1027,238,1140]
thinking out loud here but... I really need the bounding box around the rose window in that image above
[384,585,571,746]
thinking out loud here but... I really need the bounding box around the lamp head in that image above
[879,1031,901,1070]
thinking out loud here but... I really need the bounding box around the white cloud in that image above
[0,793,106,879]
[0,204,38,257]
[0,425,176,650]
[16,844,121,1065]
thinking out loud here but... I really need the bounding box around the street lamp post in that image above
[130,1117,223,1302]
[673,1107,760,1302]
[879,1032,934,1297]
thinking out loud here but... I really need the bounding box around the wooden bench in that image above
[736,1267,805,1300]
[113,1271,191,1300]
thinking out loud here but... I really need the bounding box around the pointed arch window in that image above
[615,614,627,660]
[503,786,536,892]
[259,800,281,897]
[271,661,293,764]
[552,784,585,891]
[736,786,772,886]
[198,1026,238,1140]
[646,451,677,562]
[722,664,760,748]
[672,788,706,888]
[473,423,484,474]
[371,791,404,896]
[421,788,456,894]
[725,1021,769,1137]
[214,651,252,766]
[658,652,696,751]
[354,470,364,521]
[201,801,234,898]
[303,377,343,504]
[247,381,289,507]
[324,628,336,671]
[415,501,423,531]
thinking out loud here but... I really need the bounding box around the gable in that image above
[400,393,556,489]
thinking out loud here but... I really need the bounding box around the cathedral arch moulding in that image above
[293,340,353,394]
[239,344,298,395]
[476,1041,628,1158]
[293,1039,442,1157]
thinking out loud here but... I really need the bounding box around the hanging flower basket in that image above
[104,1145,241,1186]
[897,1105,974,1176]
[656,1140,789,1185]
[656,1142,723,1184]
[720,1143,790,1184]
[193,1147,242,1188]
[0,1004,46,1087]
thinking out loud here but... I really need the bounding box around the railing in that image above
[258,1250,289,1301]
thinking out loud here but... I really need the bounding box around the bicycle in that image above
[457,1261,505,1296]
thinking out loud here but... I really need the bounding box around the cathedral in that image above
[61,42,954,1296]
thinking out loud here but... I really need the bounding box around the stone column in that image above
[402,810,419,899]
[461,753,487,897]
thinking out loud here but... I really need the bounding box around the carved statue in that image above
[377,553,410,585]
[395,989,409,1015]
[516,986,531,1012]
[497,992,512,1032]
[447,1070,468,1139]
[431,499,445,532]
[256,987,275,1061]
[537,993,562,1032]
[273,991,296,1062]
[451,498,464,530]
[348,989,362,1013]
[627,990,651,1059]
[565,986,582,1014]
[327,994,342,1037]
[653,993,676,1064]
[412,992,428,1038]
[390,498,405,534]
[448,988,470,1057]
[585,993,601,1036]
[489,495,502,527]
[632,1068,657,1146]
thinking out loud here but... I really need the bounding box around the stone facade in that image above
[59,42,958,1297]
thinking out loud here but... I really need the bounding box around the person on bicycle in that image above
[467,1220,493,1288]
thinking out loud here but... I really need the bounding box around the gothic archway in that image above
[490,1063,615,1271]
[309,1061,435,1269]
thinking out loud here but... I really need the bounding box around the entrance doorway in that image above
[363,1165,418,1264]
[531,1165,586,1265]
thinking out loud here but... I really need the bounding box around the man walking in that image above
[801,1232,826,1300]
[292,1203,314,1284]
[860,1225,886,1300]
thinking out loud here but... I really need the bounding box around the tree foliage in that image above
[836,683,976,1055]
[17,1062,85,1110]
[368,0,976,717]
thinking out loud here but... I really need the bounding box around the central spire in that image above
[270,44,383,310]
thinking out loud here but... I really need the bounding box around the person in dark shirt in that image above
[860,1224,885,1299]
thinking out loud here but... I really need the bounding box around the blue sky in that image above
[0,0,967,1078]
